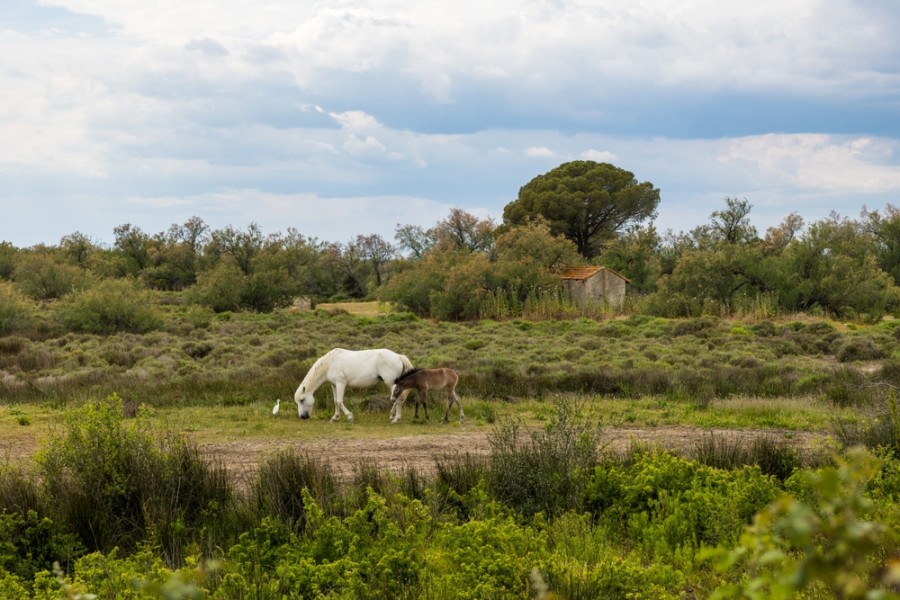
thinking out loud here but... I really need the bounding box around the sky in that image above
[2,0,900,249]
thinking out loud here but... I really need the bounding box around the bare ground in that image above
[201,426,833,486]
[1,424,833,486]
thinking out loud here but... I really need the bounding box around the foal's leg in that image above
[331,382,353,422]
[441,389,452,424]
[420,390,430,421]
[442,386,464,424]
[453,391,465,422]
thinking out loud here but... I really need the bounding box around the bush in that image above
[187,260,244,313]
[823,366,875,407]
[709,448,900,598]
[487,398,601,517]
[0,282,34,336]
[837,336,886,362]
[584,450,780,562]
[57,279,161,334]
[37,394,232,560]
[692,433,802,481]
[0,511,83,586]
[13,254,88,301]
[250,450,339,532]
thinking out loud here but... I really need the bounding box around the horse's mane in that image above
[394,367,420,385]
[300,349,338,389]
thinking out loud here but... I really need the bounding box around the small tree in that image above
[0,281,34,335]
[13,252,88,300]
[187,259,245,313]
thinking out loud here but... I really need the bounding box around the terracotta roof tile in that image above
[560,266,631,282]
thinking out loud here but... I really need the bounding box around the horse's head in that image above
[294,385,315,419]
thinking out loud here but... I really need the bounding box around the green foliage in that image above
[250,450,339,532]
[0,511,83,587]
[692,433,803,481]
[0,242,17,280]
[186,259,244,313]
[780,216,892,319]
[57,279,162,334]
[833,389,900,457]
[585,450,779,564]
[0,281,35,335]
[837,335,887,362]
[13,251,90,301]
[709,448,900,599]
[598,223,663,293]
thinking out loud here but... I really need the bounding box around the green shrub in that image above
[57,279,161,334]
[432,453,488,518]
[37,394,232,560]
[584,450,780,562]
[837,336,886,362]
[0,569,28,600]
[13,254,88,301]
[709,448,900,599]
[187,260,244,313]
[693,433,802,481]
[0,282,34,336]
[832,390,900,458]
[823,366,875,407]
[0,511,83,586]
[0,466,41,516]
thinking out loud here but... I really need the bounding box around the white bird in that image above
[272,399,280,416]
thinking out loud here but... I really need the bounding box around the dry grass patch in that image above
[314,301,390,317]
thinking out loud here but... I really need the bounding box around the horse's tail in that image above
[399,353,414,375]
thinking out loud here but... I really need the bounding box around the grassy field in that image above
[2,301,896,463]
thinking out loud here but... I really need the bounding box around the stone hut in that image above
[560,266,629,307]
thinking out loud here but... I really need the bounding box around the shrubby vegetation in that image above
[2,191,900,323]
[0,396,898,598]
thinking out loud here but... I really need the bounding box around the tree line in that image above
[2,161,899,323]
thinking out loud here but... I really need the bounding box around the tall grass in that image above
[691,432,805,481]
[250,449,339,532]
[487,398,602,517]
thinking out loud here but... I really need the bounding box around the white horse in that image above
[294,348,414,422]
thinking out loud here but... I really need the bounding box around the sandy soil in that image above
[1,424,832,486]
[200,426,832,485]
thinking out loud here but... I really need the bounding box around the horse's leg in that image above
[389,385,398,422]
[331,382,353,422]
[390,388,407,424]
[441,389,452,424]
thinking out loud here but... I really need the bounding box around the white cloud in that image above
[719,134,900,192]
[581,149,618,163]
[343,134,387,157]
[524,146,555,158]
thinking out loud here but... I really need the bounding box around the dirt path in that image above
[2,424,832,486]
[201,426,832,485]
